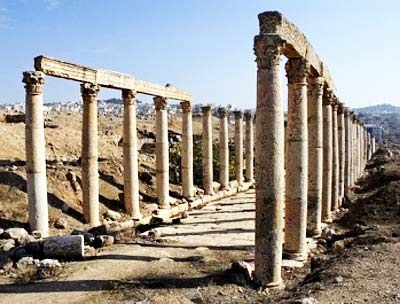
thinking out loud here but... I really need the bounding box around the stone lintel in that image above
[34,55,192,101]
[258,11,335,92]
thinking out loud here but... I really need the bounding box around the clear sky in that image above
[1,0,399,109]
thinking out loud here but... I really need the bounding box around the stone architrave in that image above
[181,100,194,199]
[322,90,333,222]
[244,111,254,182]
[81,83,100,226]
[234,111,244,185]
[23,71,49,237]
[122,89,141,219]
[154,96,170,208]
[306,76,323,236]
[337,103,345,206]
[284,58,309,261]
[253,35,285,288]
[331,101,339,211]
[218,107,229,189]
[201,106,213,195]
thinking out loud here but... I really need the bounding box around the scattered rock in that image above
[54,218,68,230]
[140,228,161,241]
[39,259,61,268]
[0,239,15,252]
[92,235,114,249]
[332,240,345,253]
[230,260,254,283]
[321,227,335,242]
[1,228,29,244]
[104,209,122,221]
[300,297,320,304]
[334,276,343,284]
[16,256,38,268]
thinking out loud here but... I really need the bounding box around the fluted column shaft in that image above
[218,107,229,189]
[307,77,323,236]
[284,58,309,261]
[23,71,49,236]
[154,96,170,208]
[234,111,244,184]
[81,83,100,226]
[244,112,254,182]
[181,101,194,199]
[254,36,285,287]
[201,106,213,195]
[123,90,141,219]
[322,91,333,222]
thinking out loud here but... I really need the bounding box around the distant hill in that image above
[355,103,400,114]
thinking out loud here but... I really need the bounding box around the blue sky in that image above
[0,0,399,109]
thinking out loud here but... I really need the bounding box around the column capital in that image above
[154,96,167,111]
[233,110,243,119]
[218,107,228,117]
[344,107,351,116]
[244,111,254,121]
[337,102,345,114]
[307,76,324,94]
[22,71,45,95]
[285,58,310,84]
[201,105,212,114]
[122,89,137,105]
[180,100,192,113]
[323,89,334,106]
[254,35,286,69]
[80,83,100,101]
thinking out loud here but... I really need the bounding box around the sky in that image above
[0,0,400,109]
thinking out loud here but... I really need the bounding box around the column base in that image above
[322,217,333,224]
[253,278,285,290]
[283,250,307,262]
[131,213,143,221]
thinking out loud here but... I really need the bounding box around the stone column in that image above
[218,107,229,189]
[306,77,323,236]
[23,71,49,237]
[372,137,376,154]
[284,58,309,261]
[201,106,213,195]
[337,103,345,207]
[154,96,170,208]
[352,116,358,185]
[122,89,141,219]
[234,111,244,185]
[344,108,352,192]
[181,100,194,199]
[322,90,333,222]
[358,122,362,176]
[367,132,371,160]
[244,111,254,182]
[253,36,285,288]
[331,101,339,211]
[81,83,100,226]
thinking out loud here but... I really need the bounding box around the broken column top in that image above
[257,11,335,93]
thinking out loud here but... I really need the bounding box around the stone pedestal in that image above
[81,83,100,226]
[337,104,345,206]
[181,101,194,199]
[306,77,323,236]
[122,89,141,219]
[322,91,333,222]
[218,107,229,189]
[201,106,213,195]
[331,102,339,211]
[253,36,285,288]
[284,58,309,261]
[244,112,254,182]
[23,71,49,237]
[234,111,244,185]
[154,96,170,208]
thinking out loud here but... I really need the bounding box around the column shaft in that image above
[254,36,285,287]
[202,106,213,195]
[122,89,141,219]
[331,103,339,211]
[322,92,333,222]
[23,71,49,236]
[244,112,254,182]
[344,109,352,192]
[338,105,345,206]
[218,107,229,189]
[181,101,194,199]
[154,96,170,207]
[307,77,323,236]
[81,83,100,226]
[234,111,244,184]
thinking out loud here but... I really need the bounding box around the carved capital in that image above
[201,106,212,114]
[180,100,192,113]
[218,107,228,118]
[233,110,243,119]
[254,35,285,69]
[337,102,344,114]
[322,89,334,106]
[285,58,309,84]
[244,111,253,121]
[307,77,324,96]
[154,96,167,111]
[80,83,100,101]
[22,71,45,95]
[122,89,137,105]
